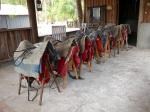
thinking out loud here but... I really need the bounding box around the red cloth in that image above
[57,45,80,77]
[110,37,116,49]
[72,46,80,67]
[57,57,68,78]
[39,53,50,84]
[96,36,104,55]
[124,28,128,40]
[122,28,128,41]
[90,45,94,61]
[82,38,94,62]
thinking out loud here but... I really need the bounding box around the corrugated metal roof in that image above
[0,4,28,15]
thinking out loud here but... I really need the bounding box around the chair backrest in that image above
[81,23,87,33]
[52,25,66,41]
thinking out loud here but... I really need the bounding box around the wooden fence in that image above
[0,27,79,62]
[0,28,32,62]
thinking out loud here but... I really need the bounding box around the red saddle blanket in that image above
[39,53,50,84]
[96,36,104,55]
[57,57,68,78]
[57,45,81,77]
[82,39,94,62]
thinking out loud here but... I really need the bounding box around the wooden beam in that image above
[27,0,38,43]
[76,0,83,26]
[138,0,144,23]
[83,0,87,22]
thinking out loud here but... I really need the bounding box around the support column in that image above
[76,0,83,26]
[27,0,38,43]
[83,0,87,23]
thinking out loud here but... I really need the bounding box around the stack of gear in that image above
[13,24,131,105]
[81,36,94,63]
[14,40,60,105]
[14,41,57,84]
[55,37,81,80]
[95,35,103,57]
[54,38,76,78]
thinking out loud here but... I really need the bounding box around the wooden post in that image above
[138,0,144,23]
[83,0,87,23]
[76,0,83,26]
[27,0,38,43]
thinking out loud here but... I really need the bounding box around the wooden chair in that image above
[95,36,103,63]
[52,25,66,41]
[104,34,111,60]
[67,45,81,79]
[16,41,61,105]
[80,36,94,72]
[95,34,111,63]
[18,72,61,105]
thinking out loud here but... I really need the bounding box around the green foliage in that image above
[1,0,26,5]
[1,0,78,23]
[47,0,77,22]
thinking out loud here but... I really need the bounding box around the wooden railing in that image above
[0,28,32,62]
[0,27,78,62]
[67,20,79,28]
[52,25,66,41]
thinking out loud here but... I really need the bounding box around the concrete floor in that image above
[0,47,150,112]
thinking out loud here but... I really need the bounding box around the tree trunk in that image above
[76,0,83,27]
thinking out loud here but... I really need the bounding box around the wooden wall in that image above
[142,0,150,22]
[84,0,118,25]
[0,15,30,29]
[137,0,150,48]
[0,28,32,62]
[84,0,150,24]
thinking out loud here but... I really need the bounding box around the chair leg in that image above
[62,74,68,89]
[95,48,100,63]
[113,41,116,57]
[18,74,23,95]
[107,50,111,58]
[49,77,55,88]
[25,76,38,101]
[78,61,82,77]
[72,63,79,79]
[54,76,61,93]
[113,48,116,57]
[117,41,120,54]
[125,38,128,49]
[104,43,108,62]
[103,52,107,62]
[107,42,111,58]
[80,62,83,74]
[88,61,92,72]
[90,62,92,71]
[121,39,125,49]
[49,74,61,92]
[27,77,30,101]
[39,81,44,105]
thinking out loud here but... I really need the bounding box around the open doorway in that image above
[119,0,140,46]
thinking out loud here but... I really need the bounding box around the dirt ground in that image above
[0,47,150,112]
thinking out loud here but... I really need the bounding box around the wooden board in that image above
[0,28,32,61]
[84,0,117,25]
